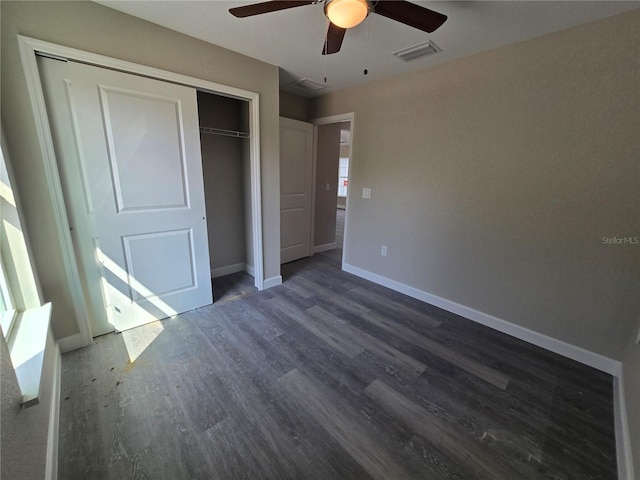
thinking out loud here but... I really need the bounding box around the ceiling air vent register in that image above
[287,78,326,92]
[393,40,442,61]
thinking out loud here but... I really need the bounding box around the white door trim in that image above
[310,113,355,272]
[17,35,265,348]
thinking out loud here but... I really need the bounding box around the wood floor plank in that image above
[269,296,365,359]
[351,286,443,328]
[403,434,468,480]
[292,275,371,316]
[189,310,372,480]
[305,305,427,378]
[405,355,616,479]
[362,310,510,389]
[278,369,416,480]
[281,276,317,299]
[218,297,285,341]
[364,379,527,480]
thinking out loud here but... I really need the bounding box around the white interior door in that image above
[38,57,212,335]
[279,117,314,264]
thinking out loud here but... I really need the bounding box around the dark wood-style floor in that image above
[58,212,617,480]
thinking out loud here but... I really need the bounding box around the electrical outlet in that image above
[381,245,387,256]
[362,188,371,199]
[325,183,330,192]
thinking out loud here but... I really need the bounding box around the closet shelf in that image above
[199,126,249,139]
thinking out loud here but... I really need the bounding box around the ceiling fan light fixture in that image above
[325,0,369,29]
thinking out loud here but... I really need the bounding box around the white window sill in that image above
[7,302,52,408]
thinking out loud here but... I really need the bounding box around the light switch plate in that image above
[362,188,371,199]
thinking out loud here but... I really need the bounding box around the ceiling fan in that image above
[229,0,447,55]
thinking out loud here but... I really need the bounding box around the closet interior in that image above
[197,91,254,285]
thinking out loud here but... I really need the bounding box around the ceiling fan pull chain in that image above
[324,26,329,82]
[363,15,370,75]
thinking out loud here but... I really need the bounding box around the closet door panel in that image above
[39,56,212,335]
[100,88,189,211]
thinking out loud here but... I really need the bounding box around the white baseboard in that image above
[211,263,247,279]
[45,344,61,480]
[263,275,282,289]
[614,366,635,480]
[314,242,336,253]
[57,333,87,354]
[245,263,255,276]
[342,262,620,375]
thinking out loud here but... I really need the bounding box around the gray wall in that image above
[198,93,247,273]
[1,330,59,480]
[310,9,639,360]
[1,0,281,340]
[279,91,310,122]
[314,123,341,247]
[311,9,640,470]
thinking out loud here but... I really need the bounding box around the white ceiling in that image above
[95,1,638,97]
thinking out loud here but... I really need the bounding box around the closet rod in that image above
[199,126,249,139]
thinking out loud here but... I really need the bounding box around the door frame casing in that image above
[310,113,355,272]
[17,35,265,351]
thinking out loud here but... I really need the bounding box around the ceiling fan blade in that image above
[229,0,315,18]
[322,23,347,55]
[372,1,447,33]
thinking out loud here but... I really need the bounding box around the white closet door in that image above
[39,58,212,334]
[280,117,314,264]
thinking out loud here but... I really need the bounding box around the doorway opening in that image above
[197,92,257,284]
[336,125,351,257]
[312,114,354,270]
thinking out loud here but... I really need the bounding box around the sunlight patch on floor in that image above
[121,320,165,363]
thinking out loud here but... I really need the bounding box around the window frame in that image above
[1,125,53,407]
[0,259,18,338]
